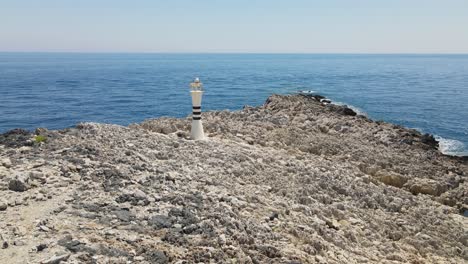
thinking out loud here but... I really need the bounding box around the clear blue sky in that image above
[1,0,467,53]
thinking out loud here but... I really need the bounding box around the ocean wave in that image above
[320,96,466,156]
[435,136,468,156]
[297,90,316,94]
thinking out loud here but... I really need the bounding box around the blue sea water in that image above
[0,53,467,156]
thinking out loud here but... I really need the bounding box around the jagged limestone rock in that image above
[0,95,466,264]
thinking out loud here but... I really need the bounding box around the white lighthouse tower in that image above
[190,77,205,140]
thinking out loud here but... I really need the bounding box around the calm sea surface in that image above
[0,53,467,155]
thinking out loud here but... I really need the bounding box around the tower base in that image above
[190,120,205,140]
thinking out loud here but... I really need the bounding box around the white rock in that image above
[1,158,12,168]
[0,199,7,211]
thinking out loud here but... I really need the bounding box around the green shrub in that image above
[34,135,47,143]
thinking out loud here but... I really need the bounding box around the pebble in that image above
[218,234,227,245]
[36,193,45,201]
[71,174,81,182]
[133,189,147,200]
[36,243,48,252]
[13,240,26,246]
[0,199,7,211]
[1,158,12,168]
[39,225,50,232]
[41,254,70,264]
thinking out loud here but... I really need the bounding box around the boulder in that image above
[409,179,447,196]
[41,254,70,264]
[146,250,168,264]
[1,158,12,168]
[8,173,30,192]
[376,173,408,188]
[149,215,172,229]
[0,199,7,211]
[327,104,357,116]
[420,133,438,149]
[133,189,147,200]
[342,107,357,116]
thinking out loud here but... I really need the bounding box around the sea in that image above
[0,53,467,156]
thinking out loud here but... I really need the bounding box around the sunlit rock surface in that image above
[0,94,467,263]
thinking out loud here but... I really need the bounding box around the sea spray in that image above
[435,136,468,156]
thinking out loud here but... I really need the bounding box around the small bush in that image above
[34,135,47,143]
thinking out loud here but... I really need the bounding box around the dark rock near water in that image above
[326,103,357,116]
[341,106,357,116]
[0,128,33,148]
[421,133,439,149]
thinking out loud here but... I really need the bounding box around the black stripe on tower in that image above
[192,106,201,120]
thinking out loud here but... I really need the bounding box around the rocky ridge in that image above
[0,94,467,263]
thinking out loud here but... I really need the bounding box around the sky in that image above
[1,0,468,53]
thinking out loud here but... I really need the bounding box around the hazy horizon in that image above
[2,51,468,55]
[1,0,468,53]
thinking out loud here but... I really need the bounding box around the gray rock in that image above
[149,215,172,229]
[146,250,168,264]
[41,254,70,264]
[409,179,448,196]
[13,240,26,246]
[1,158,12,168]
[133,189,147,200]
[113,209,134,222]
[8,173,30,192]
[38,225,50,232]
[0,199,7,211]
[376,173,407,188]
[218,234,227,245]
[36,243,48,252]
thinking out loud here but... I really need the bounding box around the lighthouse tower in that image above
[190,77,205,140]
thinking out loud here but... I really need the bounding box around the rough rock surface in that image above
[0,94,467,264]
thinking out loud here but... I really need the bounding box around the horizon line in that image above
[1,51,468,55]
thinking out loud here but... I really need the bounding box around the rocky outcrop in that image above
[421,133,439,149]
[0,94,467,263]
[409,179,448,196]
[0,129,33,148]
[375,171,408,188]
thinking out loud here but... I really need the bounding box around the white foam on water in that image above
[435,136,468,156]
[297,90,316,94]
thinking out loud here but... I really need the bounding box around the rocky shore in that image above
[0,94,467,264]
